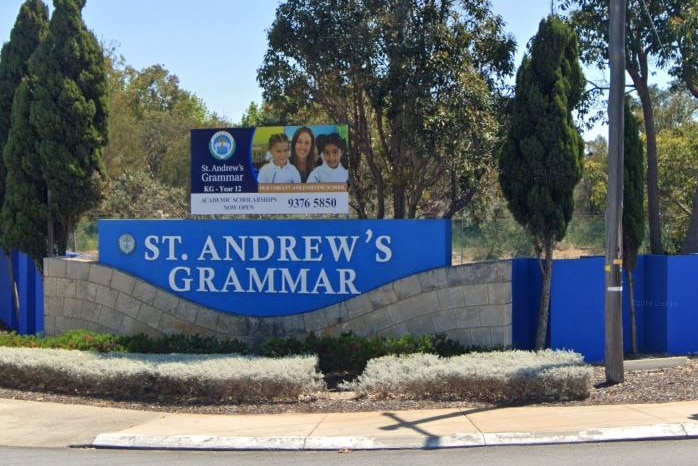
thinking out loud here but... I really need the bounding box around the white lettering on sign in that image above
[167,266,360,295]
[149,229,389,297]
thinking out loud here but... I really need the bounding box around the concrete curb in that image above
[92,423,697,451]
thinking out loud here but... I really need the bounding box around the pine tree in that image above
[0,0,48,215]
[622,99,645,355]
[28,0,108,255]
[499,16,585,349]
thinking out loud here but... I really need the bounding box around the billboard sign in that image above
[191,125,349,215]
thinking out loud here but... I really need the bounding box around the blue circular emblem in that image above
[209,131,236,161]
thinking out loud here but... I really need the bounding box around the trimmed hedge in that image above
[345,350,592,403]
[0,347,323,403]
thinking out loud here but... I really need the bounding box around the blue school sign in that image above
[99,220,451,317]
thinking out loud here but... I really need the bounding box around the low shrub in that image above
[0,330,121,352]
[260,332,472,382]
[116,333,250,355]
[0,347,323,403]
[345,350,592,403]
[0,330,250,355]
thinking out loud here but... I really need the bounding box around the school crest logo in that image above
[208,131,236,161]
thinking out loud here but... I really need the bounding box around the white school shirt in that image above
[257,162,302,183]
[307,163,348,183]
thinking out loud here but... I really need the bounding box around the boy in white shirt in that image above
[307,133,349,183]
[257,133,301,183]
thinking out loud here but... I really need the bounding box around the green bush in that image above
[116,333,250,355]
[260,332,471,381]
[0,330,249,355]
[0,330,121,352]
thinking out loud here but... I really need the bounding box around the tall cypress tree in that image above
[499,15,585,350]
[28,0,108,256]
[2,79,48,264]
[622,98,645,355]
[0,0,48,216]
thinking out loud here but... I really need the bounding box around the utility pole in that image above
[605,0,625,383]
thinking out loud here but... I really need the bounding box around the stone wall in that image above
[43,257,512,349]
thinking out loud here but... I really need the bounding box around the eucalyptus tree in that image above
[500,15,585,350]
[258,0,515,219]
[102,59,227,188]
[560,0,668,254]
[655,2,698,252]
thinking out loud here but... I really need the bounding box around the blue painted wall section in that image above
[0,249,43,335]
[549,257,606,362]
[514,254,698,362]
[511,258,540,350]
[641,255,668,353]
[666,255,698,354]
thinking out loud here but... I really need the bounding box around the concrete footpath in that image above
[1,398,698,450]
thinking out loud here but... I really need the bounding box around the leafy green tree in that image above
[101,58,228,189]
[560,0,667,254]
[576,136,608,215]
[0,0,48,221]
[656,122,698,253]
[654,2,698,252]
[258,0,515,219]
[27,0,108,256]
[499,15,585,350]
[96,170,188,219]
[622,99,645,355]
[649,85,698,133]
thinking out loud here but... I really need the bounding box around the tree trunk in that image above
[626,267,638,355]
[47,188,53,257]
[680,182,698,254]
[393,185,406,219]
[535,237,554,350]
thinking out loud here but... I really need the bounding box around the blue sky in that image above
[0,0,654,134]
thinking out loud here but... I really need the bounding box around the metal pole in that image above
[605,0,625,383]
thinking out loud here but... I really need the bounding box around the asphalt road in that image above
[3,439,698,466]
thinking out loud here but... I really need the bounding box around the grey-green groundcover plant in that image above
[0,347,591,404]
[343,350,592,403]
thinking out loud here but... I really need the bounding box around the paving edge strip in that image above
[91,424,698,451]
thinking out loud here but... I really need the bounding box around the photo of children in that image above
[256,133,302,184]
[307,132,349,183]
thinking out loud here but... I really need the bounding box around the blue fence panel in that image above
[641,255,668,353]
[0,252,15,330]
[511,258,540,350]
[515,255,646,362]
[549,257,606,362]
[666,256,698,354]
[0,249,43,335]
[623,255,646,353]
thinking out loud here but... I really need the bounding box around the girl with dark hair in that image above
[307,133,349,183]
